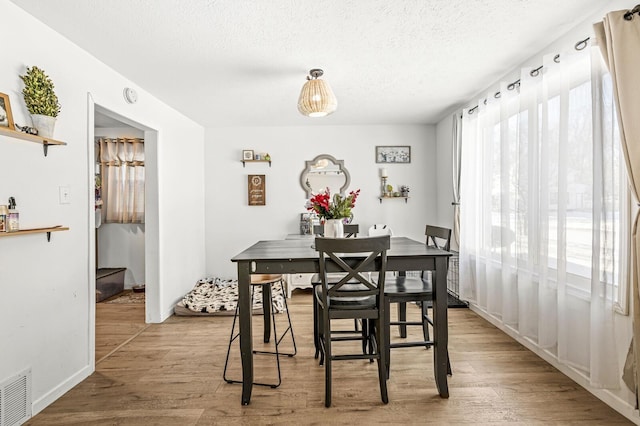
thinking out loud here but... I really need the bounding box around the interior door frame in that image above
[86,93,160,369]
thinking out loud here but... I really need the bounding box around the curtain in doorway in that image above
[99,138,145,223]
[459,43,628,388]
[594,5,640,399]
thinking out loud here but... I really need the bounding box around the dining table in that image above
[230,236,452,405]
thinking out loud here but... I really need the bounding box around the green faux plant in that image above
[19,66,61,117]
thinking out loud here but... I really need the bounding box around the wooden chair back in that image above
[368,224,393,236]
[425,225,451,251]
[313,223,359,237]
[315,235,390,310]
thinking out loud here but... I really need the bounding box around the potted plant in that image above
[385,184,393,197]
[400,185,410,197]
[19,66,61,138]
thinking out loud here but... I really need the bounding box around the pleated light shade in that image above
[298,76,337,117]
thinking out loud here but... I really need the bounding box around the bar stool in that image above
[223,274,297,388]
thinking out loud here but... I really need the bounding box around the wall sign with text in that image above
[248,174,266,206]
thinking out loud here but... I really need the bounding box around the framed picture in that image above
[242,150,254,161]
[0,92,15,130]
[248,174,266,206]
[376,145,411,163]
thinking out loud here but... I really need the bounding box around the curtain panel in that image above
[460,45,627,388]
[99,138,145,224]
[594,6,640,399]
[452,112,463,249]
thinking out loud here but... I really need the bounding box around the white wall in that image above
[434,1,638,420]
[97,224,145,288]
[0,0,205,415]
[205,124,436,278]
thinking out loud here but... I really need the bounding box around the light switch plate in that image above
[59,186,71,204]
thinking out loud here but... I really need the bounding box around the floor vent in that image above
[0,368,31,426]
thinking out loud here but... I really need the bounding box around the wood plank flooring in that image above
[95,293,148,363]
[26,290,631,425]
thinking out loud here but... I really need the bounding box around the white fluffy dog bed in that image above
[175,277,286,316]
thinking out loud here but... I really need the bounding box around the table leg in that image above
[433,256,449,398]
[238,262,253,405]
[262,283,272,343]
[396,271,407,337]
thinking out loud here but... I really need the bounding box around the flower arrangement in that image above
[306,188,361,220]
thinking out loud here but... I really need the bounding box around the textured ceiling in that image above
[10,0,610,127]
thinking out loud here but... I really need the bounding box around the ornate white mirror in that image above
[300,154,351,198]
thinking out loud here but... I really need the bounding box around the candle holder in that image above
[381,176,389,197]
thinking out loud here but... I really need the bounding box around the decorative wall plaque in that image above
[248,174,265,206]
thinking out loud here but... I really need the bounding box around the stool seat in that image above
[251,274,283,285]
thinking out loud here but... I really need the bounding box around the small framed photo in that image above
[242,150,254,161]
[376,145,411,163]
[0,92,15,130]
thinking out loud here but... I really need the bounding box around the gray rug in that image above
[103,291,145,304]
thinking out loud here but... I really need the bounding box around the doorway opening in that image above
[87,98,159,367]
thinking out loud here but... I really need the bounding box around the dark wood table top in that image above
[231,236,451,263]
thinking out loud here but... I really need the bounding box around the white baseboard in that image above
[468,304,640,425]
[160,304,175,322]
[31,364,93,416]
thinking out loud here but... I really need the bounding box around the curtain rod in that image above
[625,4,640,20]
[467,4,640,115]
[467,41,581,115]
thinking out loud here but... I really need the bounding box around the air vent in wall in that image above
[0,368,31,426]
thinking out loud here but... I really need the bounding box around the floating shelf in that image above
[378,196,409,204]
[0,226,69,242]
[241,159,271,167]
[0,127,67,156]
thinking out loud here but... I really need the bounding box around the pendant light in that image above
[297,69,337,117]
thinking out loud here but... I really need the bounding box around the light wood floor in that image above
[26,291,631,425]
[95,293,149,363]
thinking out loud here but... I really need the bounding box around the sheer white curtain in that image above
[99,138,145,224]
[460,45,627,388]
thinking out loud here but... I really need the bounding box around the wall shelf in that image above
[0,226,69,242]
[0,127,67,157]
[378,196,409,204]
[241,159,271,167]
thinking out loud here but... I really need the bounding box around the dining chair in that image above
[310,224,362,360]
[313,223,359,237]
[223,274,297,388]
[367,224,393,236]
[314,235,390,407]
[368,224,395,284]
[383,225,452,378]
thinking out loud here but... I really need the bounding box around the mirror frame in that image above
[300,154,351,198]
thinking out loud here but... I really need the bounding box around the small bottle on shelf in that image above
[7,197,19,232]
[0,205,7,232]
